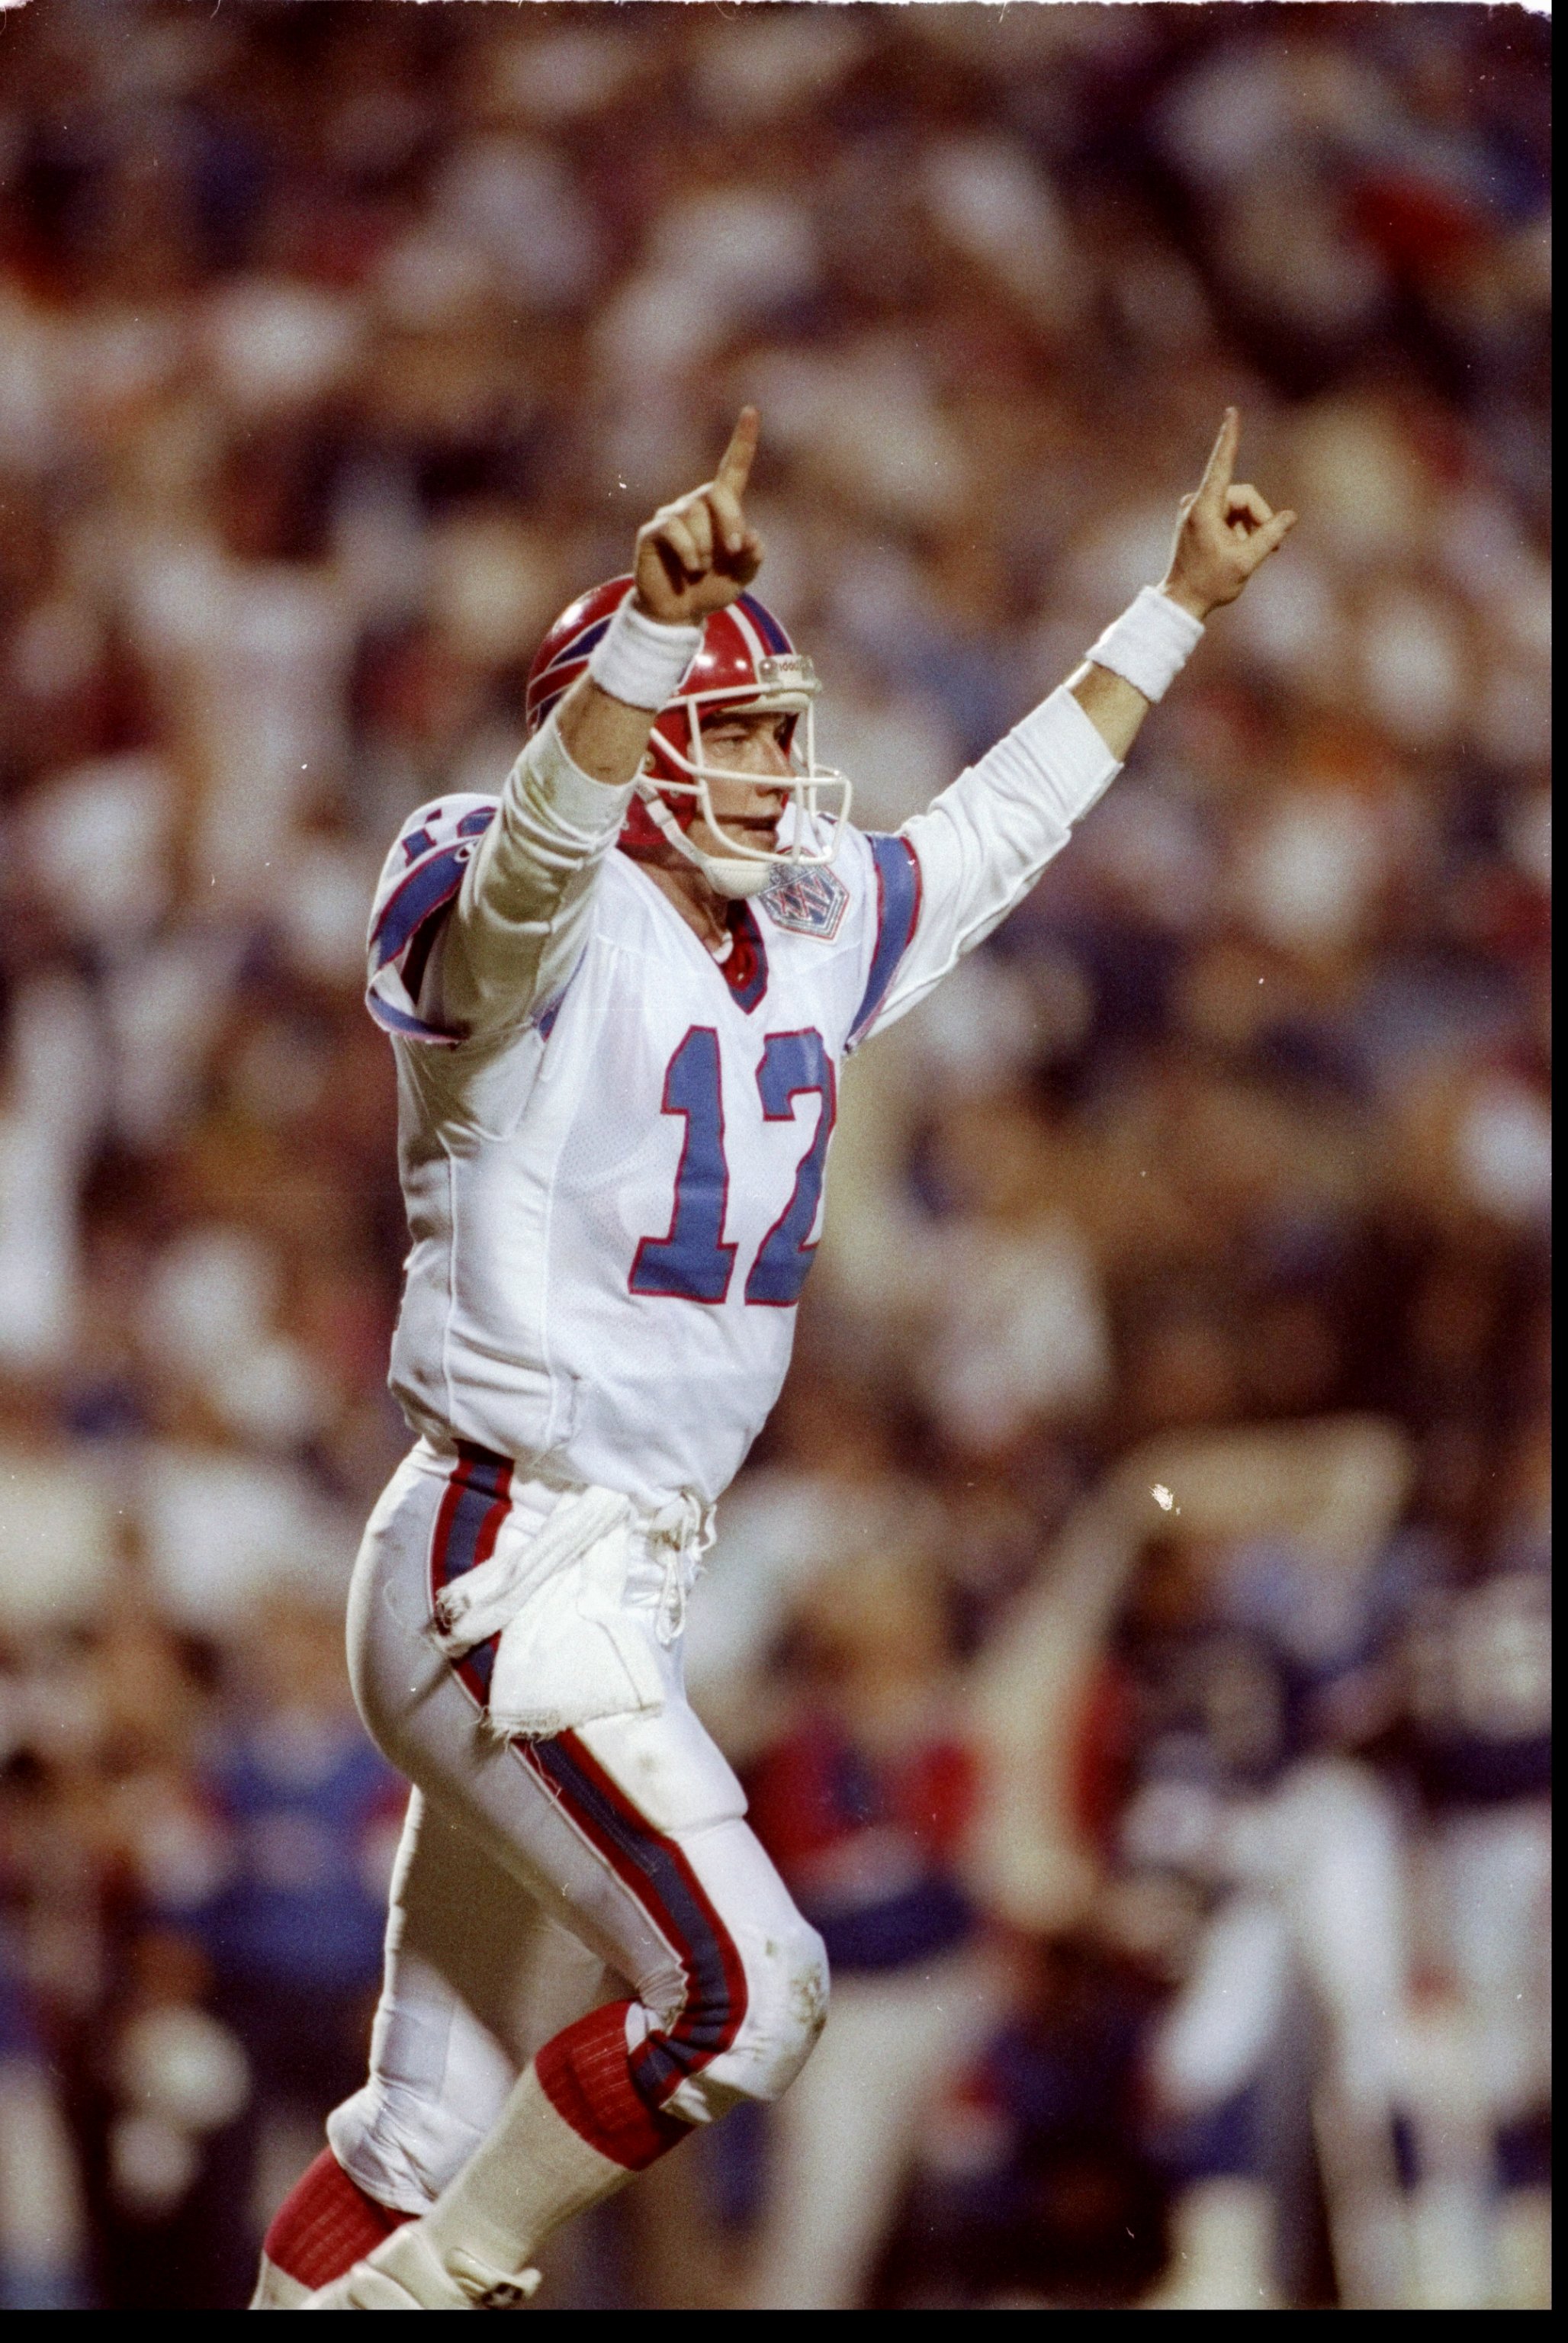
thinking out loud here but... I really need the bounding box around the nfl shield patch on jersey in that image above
[760,863,849,940]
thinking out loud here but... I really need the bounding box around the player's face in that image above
[690,709,792,854]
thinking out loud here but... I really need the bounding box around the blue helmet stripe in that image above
[737,592,792,656]
[535,613,614,683]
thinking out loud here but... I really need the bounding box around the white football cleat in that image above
[249,2251,313,2309]
[304,2221,541,2310]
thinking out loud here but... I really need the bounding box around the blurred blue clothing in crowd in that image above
[745,1717,977,1975]
[0,1924,89,2309]
[1115,1532,1422,1821]
[131,1712,407,2305]
[1403,1535,1550,1811]
[0,1930,33,2067]
[882,1935,1168,2307]
[186,1715,404,2000]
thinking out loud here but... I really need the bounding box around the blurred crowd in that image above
[0,0,1549,2312]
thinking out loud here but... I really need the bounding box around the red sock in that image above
[535,2000,690,2172]
[263,2148,413,2288]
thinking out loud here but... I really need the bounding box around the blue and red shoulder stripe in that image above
[848,834,922,1046]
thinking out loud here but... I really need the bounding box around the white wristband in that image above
[587,598,702,710]
[1087,584,1204,703]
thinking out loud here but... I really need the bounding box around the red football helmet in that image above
[524,578,850,898]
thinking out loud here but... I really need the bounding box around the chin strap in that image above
[635,782,773,901]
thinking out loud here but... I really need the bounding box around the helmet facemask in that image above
[638,654,852,901]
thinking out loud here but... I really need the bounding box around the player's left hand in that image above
[632,408,766,625]
[1161,408,1296,619]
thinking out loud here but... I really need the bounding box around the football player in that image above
[255,406,1293,2309]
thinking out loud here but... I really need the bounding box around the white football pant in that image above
[327,1445,827,2213]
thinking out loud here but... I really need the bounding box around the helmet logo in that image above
[757,654,816,692]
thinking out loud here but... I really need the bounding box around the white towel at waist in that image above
[429,1477,714,1740]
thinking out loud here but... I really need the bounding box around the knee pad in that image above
[753,1920,831,2097]
[759,1921,829,2090]
[670,1920,830,2122]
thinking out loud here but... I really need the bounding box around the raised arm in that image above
[866,410,1296,1040]
[1069,407,1296,756]
[419,413,766,1042]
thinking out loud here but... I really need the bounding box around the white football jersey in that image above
[367,691,1120,1505]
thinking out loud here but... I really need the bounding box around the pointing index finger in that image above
[715,405,760,500]
[1198,407,1240,510]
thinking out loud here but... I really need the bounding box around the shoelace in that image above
[432,1480,714,1660]
[447,2248,541,2309]
[644,1490,715,1646]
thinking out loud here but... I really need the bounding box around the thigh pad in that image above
[574,1699,747,1834]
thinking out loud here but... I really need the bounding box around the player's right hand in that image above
[632,408,765,625]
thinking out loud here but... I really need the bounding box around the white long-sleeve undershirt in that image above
[869,683,1120,1040]
[420,681,1120,1049]
[419,718,634,1043]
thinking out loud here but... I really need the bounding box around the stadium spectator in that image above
[737,1545,991,2310]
